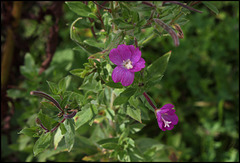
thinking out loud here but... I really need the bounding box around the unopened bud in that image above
[173,24,184,39]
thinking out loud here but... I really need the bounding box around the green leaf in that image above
[132,11,139,23]
[135,138,163,153]
[64,119,75,152]
[47,81,59,95]
[88,50,111,59]
[70,19,101,54]
[18,126,39,137]
[105,81,123,88]
[97,138,119,145]
[127,106,142,123]
[20,53,38,79]
[33,132,52,156]
[80,74,102,93]
[75,104,93,130]
[146,51,171,81]
[70,68,85,78]
[129,123,145,134]
[118,22,134,29]
[129,96,140,109]
[65,2,97,19]
[40,101,60,113]
[202,1,219,15]
[105,31,124,50]
[113,88,137,106]
[83,38,105,49]
[60,123,67,135]
[38,110,57,130]
[101,143,118,150]
[58,76,70,95]
[54,128,64,150]
[7,89,25,99]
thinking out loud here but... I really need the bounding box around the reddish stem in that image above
[143,92,157,110]
[50,118,66,133]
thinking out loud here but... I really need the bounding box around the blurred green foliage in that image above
[1,1,239,162]
[142,1,239,162]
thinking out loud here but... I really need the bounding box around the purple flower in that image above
[109,44,145,86]
[155,104,178,131]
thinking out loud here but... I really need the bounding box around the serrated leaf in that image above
[33,132,52,156]
[127,106,142,123]
[202,1,219,15]
[64,119,75,152]
[113,88,137,106]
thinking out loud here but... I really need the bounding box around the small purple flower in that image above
[155,104,178,131]
[109,44,145,86]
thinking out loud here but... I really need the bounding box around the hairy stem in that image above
[143,92,157,110]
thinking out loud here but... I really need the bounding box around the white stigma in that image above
[123,59,133,69]
[162,117,171,128]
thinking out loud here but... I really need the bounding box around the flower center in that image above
[161,117,171,128]
[123,59,133,69]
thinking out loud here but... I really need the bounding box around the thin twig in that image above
[88,18,97,39]
[95,2,105,30]
[50,118,66,133]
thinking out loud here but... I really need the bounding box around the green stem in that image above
[110,88,115,110]
[139,33,157,47]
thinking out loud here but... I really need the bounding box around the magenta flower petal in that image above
[121,70,135,86]
[112,66,127,83]
[129,58,146,72]
[109,48,124,65]
[161,103,174,110]
[109,44,145,86]
[117,44,132,61]
[156,104,178,131]
[127,45,141,64]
